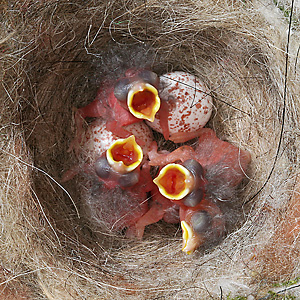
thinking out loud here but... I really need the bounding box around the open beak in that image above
[106,135,143,174]
[181,220,202,254]
[127,82,161,122]
[153,163,195,200]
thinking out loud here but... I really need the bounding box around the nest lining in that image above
[1,0,300,299]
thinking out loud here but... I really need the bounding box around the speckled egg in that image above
[80,118,153,162]
[147,71,213,143]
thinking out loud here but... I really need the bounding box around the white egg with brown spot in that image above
[80,118,153,162]
[147,71,213,143]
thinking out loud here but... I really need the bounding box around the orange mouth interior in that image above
[110,139,139,166]
[131,90,157,118]
[156,167,186,196]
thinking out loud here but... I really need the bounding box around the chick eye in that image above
[183,159,204,178]
[95,156,111,179]
[183,188,204,207]
[118,171,139,187]
[190,211,212,234]
[137,70,159,87]
[114,78,131,101]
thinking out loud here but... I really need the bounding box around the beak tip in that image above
[181,220,200,255]
[147,115,156,122]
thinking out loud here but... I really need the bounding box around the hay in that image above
[1,0,300,298]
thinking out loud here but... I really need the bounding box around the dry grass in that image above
[1,0,300,299]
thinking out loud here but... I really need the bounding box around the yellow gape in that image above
[127,82,161,122]
[106,135,143,174]
[181,221,202,254]
[153,163,195,200]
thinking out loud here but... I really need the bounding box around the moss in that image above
[282,277,300,287]
[273,276,300,288]
[266,291,296,300]
[272,0,300,28]
[226,293,247,300]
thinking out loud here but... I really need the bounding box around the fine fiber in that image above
[1,0,300,299]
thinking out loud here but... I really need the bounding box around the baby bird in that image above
[134,128,251,253]
[65,65,250,253]
[72,69,168,145]
[63,117,155,235]
[73,70,212,146]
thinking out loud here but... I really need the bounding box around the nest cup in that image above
[1,1,300,299]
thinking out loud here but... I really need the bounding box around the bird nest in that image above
[1,0,300,299]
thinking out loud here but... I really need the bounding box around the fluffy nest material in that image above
[1,0,300,299]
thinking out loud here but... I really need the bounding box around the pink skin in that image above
[149,128,251,186]
[147,71,213,143]
[87,176,151,233]
[64,105,156,235]
[179,198,225,240]
[133,128,251,243]
[64,70,162,235]
[114,201,149,233]
[194,128,251,186]
[63,120,153,182]
[65,69,250,244]
[131,180,224,245]
[62,118,155,236]
[148,143,195,166]
[129,187,180,238]
[71,69,170,150]
[70,86,138,150]
[168,129,204,144]
[154,99,170,140]
[119,164,155,233]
